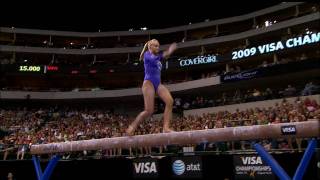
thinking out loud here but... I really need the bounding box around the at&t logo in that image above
[172,160,185,175]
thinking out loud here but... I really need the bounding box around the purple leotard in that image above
[143,50,163,92]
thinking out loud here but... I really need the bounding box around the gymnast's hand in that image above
[168,42,177,53]
[163,42,177,59]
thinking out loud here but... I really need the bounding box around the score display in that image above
[16,65,99,74]
[18,66,41,72]
[17,65,60,73]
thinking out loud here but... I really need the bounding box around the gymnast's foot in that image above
[126,125,136,136]
[163,127,175,133]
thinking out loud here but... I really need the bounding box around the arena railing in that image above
[0,3,303,37]
[0,12,318,54]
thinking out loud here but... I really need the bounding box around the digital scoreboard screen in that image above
[231,32,320,60]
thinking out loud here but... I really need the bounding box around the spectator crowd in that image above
[163,82,320,113]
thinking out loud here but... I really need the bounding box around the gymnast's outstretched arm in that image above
[163,42,177,59]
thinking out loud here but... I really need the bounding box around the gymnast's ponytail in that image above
[139,41,149,61]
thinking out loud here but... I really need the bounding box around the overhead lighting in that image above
[305,28,312,34]
[24,59,28,62]
[129,28,134,31]
[265,20,272,27]
[140,27,147,31]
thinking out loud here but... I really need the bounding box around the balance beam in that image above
[30,121,319,155]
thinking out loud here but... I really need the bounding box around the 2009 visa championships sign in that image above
[232,32,320,60]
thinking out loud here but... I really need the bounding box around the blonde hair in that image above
[139,42,149,61]
[139,39,159,61]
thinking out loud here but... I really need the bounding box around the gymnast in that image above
[126,39,177,135]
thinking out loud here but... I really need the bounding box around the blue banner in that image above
[221,69,261,82]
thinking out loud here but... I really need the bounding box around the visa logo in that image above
[134,162,157,173]
[241,156,263,165]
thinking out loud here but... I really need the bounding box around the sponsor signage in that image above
[232,32,320,60]
[171,156,202,178]
[178,54,217,67]
[234,155,275,180]
[132,158,159,178]
[281,125,297,135]
[221,69,261,82]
